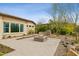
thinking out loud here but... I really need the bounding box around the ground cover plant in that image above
[0,44,14,56]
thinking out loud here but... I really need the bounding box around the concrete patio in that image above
[0,37,60,56]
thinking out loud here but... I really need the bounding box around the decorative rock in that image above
[75,46,79,51]
[68,45,75,51]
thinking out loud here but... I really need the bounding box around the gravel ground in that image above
[54,40,68,56]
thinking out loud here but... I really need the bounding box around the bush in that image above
[28,29,35,34]
[75,26,79,33]
[36,24,48,33]
[36,22,75,35]
[65,24,74,35]
[59,24,74,35]
[70,32,76,36]
[0,52,4,56]
[59,28,68,35]
[51,27,57,34]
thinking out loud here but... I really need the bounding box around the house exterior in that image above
[0,13,36,39]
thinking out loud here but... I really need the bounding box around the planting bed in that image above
[0,44,14,56]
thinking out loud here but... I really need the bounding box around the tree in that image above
[49,4,69,34]
[36,22,49,33]
[49,4,79,36]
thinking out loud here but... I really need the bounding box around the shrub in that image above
[36,24,48,33]
[28,29,35,34]
[36,21,75,35]
[51,27,57,34]
[75,26,79,33]
[59,28,68,35]
[64,24,74,35]
[0,52,4,56]
[70,32,76,36]
[58,24,74,35]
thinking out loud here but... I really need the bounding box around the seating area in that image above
[0,35,60,56]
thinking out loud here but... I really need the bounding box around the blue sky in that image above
[0,3,52,23]
[1,3,79,24]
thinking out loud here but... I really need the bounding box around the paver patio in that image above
[0,37,60,56]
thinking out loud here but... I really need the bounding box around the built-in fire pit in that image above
[34,35,48,42]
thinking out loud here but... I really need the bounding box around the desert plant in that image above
[28,29,35,34]
[36,24,49,33]
[0,52,4,56]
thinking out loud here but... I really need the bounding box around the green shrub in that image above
[70,32,76,36]
[36,21,75,35]
[0,52,4,56]
[28,29,35,34]
[51,27,57,33]
[59,28,68,35]
[36,24,48,33]
[75,26,79,33]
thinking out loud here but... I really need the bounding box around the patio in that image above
[0,37,60,56]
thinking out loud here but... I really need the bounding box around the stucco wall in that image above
[0,16,3,39]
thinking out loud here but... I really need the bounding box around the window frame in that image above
[3,22,9,33]
[20,24,24,32]
[29,25,31,27]
[11,23,19,32]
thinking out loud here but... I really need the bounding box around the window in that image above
[11,23,19,32]
[27,25,28,27]
[20,24,24,32]
[3,22,9,33]
[11,23,15,32]
[29,25,31,27]
[16,24,19,32]
[32,26,34,27]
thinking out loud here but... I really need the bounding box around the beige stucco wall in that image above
[26,22,35,33]
[0,15,35,39]
[0,16,3,39]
